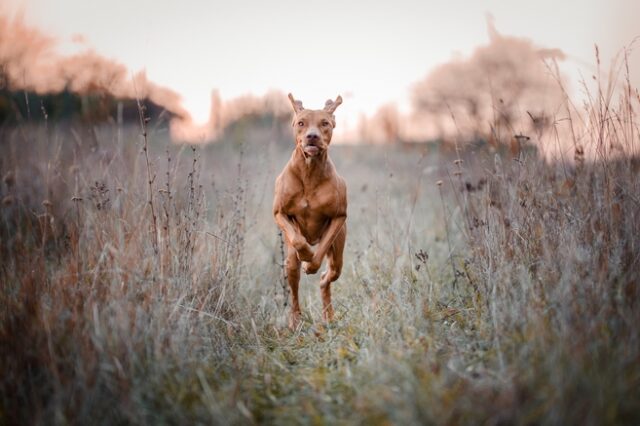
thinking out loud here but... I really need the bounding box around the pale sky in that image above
[5,0,639,129]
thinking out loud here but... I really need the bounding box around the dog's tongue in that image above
[304,145,320,156]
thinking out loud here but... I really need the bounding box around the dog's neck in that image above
[292,145,331,186]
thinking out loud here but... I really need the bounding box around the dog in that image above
[273,93,347,329]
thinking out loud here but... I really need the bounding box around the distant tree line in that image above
[0,89,173,126]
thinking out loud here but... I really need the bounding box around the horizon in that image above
[2,0,639,141]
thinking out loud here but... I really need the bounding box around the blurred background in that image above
[2,0,638,147]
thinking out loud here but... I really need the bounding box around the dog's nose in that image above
[306,132,320,143]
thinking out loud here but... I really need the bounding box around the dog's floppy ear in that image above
[288,93,305,114]
[324,95,343,114]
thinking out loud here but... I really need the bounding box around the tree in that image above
[412,20,565,143]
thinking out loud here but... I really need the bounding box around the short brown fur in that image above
[273,93,347,328]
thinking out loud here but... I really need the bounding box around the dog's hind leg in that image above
[286,244,303,329]
[319,224,346,322]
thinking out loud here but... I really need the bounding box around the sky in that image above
[4,0,639,131]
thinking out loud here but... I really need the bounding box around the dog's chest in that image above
[293,195,315,215]
[289,190,334,217]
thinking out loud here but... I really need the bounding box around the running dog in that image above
[273,93,347,328]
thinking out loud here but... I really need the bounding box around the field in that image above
[1,80,640,425]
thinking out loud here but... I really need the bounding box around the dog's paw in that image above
[302,260,321,275]
[322,305,334,323]
[289,310,302,330]
[296,248,314,262]
[292,238,314,261]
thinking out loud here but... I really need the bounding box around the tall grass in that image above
[0,123,242,424]
[0,57,639,425]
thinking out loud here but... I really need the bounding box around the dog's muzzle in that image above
[302,130,322,157]
[303,144,320,156]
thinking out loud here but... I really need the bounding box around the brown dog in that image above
[273,93,347,329]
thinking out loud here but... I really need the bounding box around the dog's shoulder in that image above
[274,164,301,192]
[329,169,347,200]
[335,173,347,194]
[314,171,347,216]
[273,166,301,211]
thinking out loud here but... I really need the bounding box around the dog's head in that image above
[288,93,343,158]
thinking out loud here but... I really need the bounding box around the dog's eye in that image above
[321,120,330,127]
[297,121,304,127]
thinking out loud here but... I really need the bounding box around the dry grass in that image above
[1,64,639,425]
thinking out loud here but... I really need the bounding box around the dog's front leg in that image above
[274,212,314,261]
[302,215,346,274]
